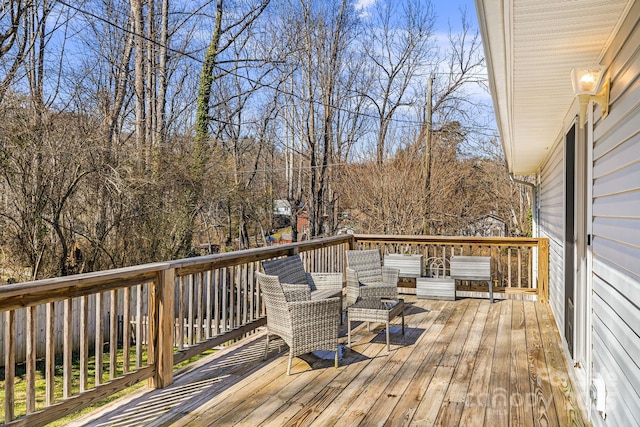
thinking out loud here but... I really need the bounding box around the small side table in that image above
[347,298,405,351]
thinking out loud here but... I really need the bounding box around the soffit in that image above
[476,0,633,174]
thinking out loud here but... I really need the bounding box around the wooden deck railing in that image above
[0,236,350,426]
[351,235,548,303]
[0,234,547,425]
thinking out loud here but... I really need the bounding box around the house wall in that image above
[536,5,640,424]
[588,3,640,425]
[538,138,565,330]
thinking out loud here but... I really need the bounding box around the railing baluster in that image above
[228,266,235,330]
[242,264,248,325]
[508,248,512,287]
[95,292,103,386]
[518,247,523,288]
[325,245,329,270]
[123,287,131,373]
[322,246,326,271]
[188,274,194,346]
[236,265,241,328]
[178,276,185,350]
[46,302,55,405]
[196,272,203,343]
[4,310,15,423]
[326,245,330,270]
[257,261,262,317]
[249,262,255,322]
[80,295,88,392]
[215,269,221,335]
[64,298,72,398]
[26,305,36,413]
[231,266,236,329]
[495,246,501,286]
[222,267,228,333]
[136,285,143,368]
[528,247,532,288]
[110,289,118,379]
[206,270,212,339]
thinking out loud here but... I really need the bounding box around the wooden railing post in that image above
[149,267,175,389]
[346,235,355,251]
[537,238,549,303]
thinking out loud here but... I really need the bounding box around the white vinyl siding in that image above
[538,138,565,329]
[589,3,640,425]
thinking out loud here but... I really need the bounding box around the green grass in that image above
[1,344,217,425]
[0,348,215,426]
[1,345,149,422]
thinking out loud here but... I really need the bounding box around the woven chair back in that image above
[262,255,309,287]
[345,249,383,283]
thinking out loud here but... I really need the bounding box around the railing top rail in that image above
[353,234,546,247]
[0,262,169,311]
[172,235,352,275]
[0,234,548,312]
[0,235,353,312]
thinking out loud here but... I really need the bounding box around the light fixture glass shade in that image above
[570,66,605,95]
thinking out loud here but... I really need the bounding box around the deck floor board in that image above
[68,298,588,427]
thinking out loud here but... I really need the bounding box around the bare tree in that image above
[340,9,505,237]
[431,9,486,126]
[206,37,283,249]
[194,0,271,173]
[278,0,364,238]
[0,1,526,281]
[421,9,487,234]
[363,0,436,164]
[0,0,32,104]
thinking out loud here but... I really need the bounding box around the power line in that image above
[213,161,350,176]
[55,1,497,136]
[57,0,203,62]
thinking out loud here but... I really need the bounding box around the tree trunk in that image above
[154,0,169,174]
[131,0,146,172]
[194,0,223,177]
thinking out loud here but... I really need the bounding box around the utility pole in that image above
[423,76,433,235]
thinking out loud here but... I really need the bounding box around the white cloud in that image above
[354,0,377,10]
[354,0,377,18]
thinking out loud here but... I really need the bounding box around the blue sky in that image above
[355,0,479,32]
[433,0,477,31]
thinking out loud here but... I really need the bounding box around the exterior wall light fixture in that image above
[570,66,609,129]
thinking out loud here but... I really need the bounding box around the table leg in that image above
[488,279,494,303]
[386,320,390,352]
[402,310,405,335]
[347,314,351,348]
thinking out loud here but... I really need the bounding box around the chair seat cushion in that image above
[359,281,391,288]
[311,289,343,300]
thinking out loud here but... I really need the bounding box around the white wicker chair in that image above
[345,249,399,306]
[256,271,341,375]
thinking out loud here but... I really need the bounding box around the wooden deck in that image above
[68,298,588,426]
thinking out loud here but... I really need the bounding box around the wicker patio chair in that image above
[262,254,343,303]
[256,271,341,375]
[345,249,399,306]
